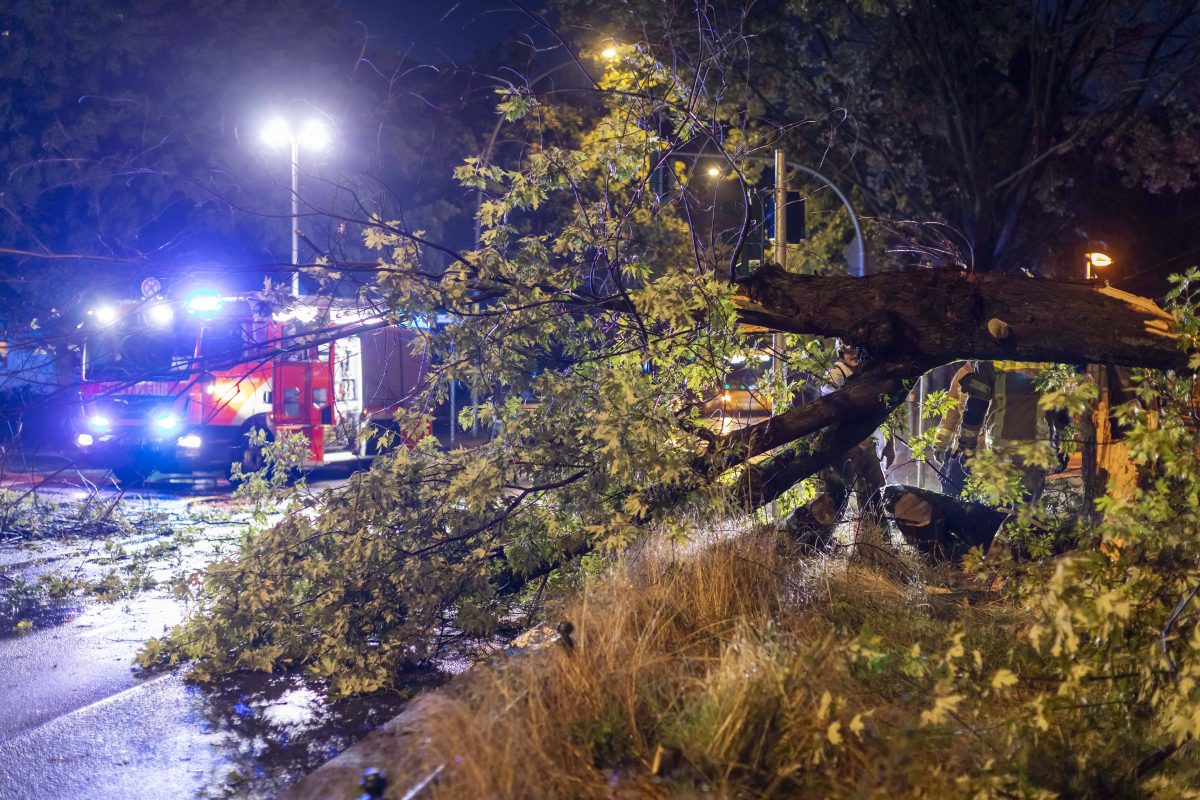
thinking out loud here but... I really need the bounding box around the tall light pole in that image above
[262,117,331,297]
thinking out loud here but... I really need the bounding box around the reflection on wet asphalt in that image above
[0,670,419,800]
[0,472,430,799]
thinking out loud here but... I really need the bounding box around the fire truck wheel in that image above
[113,462,153,486]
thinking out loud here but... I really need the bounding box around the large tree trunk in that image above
[735,266,1184,370]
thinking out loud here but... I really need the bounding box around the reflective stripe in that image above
[963,362,1047,448]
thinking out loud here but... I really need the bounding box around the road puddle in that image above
[188,670,440,798]
[0,667,441,800]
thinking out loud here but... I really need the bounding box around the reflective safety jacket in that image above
[958,361,1048,452]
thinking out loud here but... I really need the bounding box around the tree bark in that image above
[726,363,916,510]
[735,266,1184,371]
[882,485,1007,562]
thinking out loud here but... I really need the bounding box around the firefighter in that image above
[823,342,860,392]
[819,343,887,512]
[954,360,1057,502]
[931,361,982,495]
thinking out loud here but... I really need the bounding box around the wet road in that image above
[0,470,420,800]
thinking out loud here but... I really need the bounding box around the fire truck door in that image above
[273,330,333,462]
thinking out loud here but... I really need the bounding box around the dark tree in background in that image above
[0,0,503,319]
[775,0,1200,277]
[558,0,1200,280]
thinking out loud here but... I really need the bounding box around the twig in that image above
[1161,582,1200,675]
[400,764,445,800]
[1136,739,1184,780]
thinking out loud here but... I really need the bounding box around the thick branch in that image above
[728,370,913,511]
[713,358,926,466]
[736,266,1186,371]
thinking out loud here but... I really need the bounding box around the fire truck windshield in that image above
[83,325,198,381]
[198,320,255,369]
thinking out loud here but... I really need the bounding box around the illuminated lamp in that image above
[151,412,179,432]
[177,433,202,449]
[92,306,119,325]
[185,290,223,315]
[261,117,291,149]
[147,303,174,327]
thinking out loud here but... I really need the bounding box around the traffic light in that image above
[648,157,673,198]
[765,191,805,243]
[720,195,768,279]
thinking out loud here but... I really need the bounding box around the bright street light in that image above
[298,119,331,150]
[1085,251,1113,280]
[261,117,291,149]
[706,165,722,177]
[601,46,618,59]
[260,115,332,297]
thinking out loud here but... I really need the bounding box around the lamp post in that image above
[1085,250,1113,281]
[262,117,331,297]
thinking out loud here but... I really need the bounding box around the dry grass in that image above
[395,527,1031,798]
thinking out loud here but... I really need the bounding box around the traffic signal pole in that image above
[771,150,788,517]
[772,150,787,410]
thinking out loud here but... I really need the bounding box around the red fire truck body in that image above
[71,290,425,483]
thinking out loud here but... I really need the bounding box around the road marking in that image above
[0,672,175,744]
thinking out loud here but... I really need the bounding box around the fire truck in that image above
[70,285,427,484]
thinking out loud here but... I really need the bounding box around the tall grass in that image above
[388,527,1040,798]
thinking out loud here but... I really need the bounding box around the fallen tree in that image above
[141,20,1199,707]
[126,8,1200,794]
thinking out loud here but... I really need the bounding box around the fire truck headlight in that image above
[151,412,179,432]
[147,303,174,327]
[75,433,94,447]
[92,306,119,326]
[177,433,202,450]
[87,414,111,431]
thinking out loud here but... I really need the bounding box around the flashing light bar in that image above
[184,290,224,315]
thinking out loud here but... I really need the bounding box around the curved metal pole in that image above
[784,161,866,278]
[675,151,866,277]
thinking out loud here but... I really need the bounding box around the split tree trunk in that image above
[709,266,1188,511]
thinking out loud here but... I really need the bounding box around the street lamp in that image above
[262,116,331,296]
[1085,251,1113,281]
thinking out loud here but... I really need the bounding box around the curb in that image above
[280,700,429,800]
